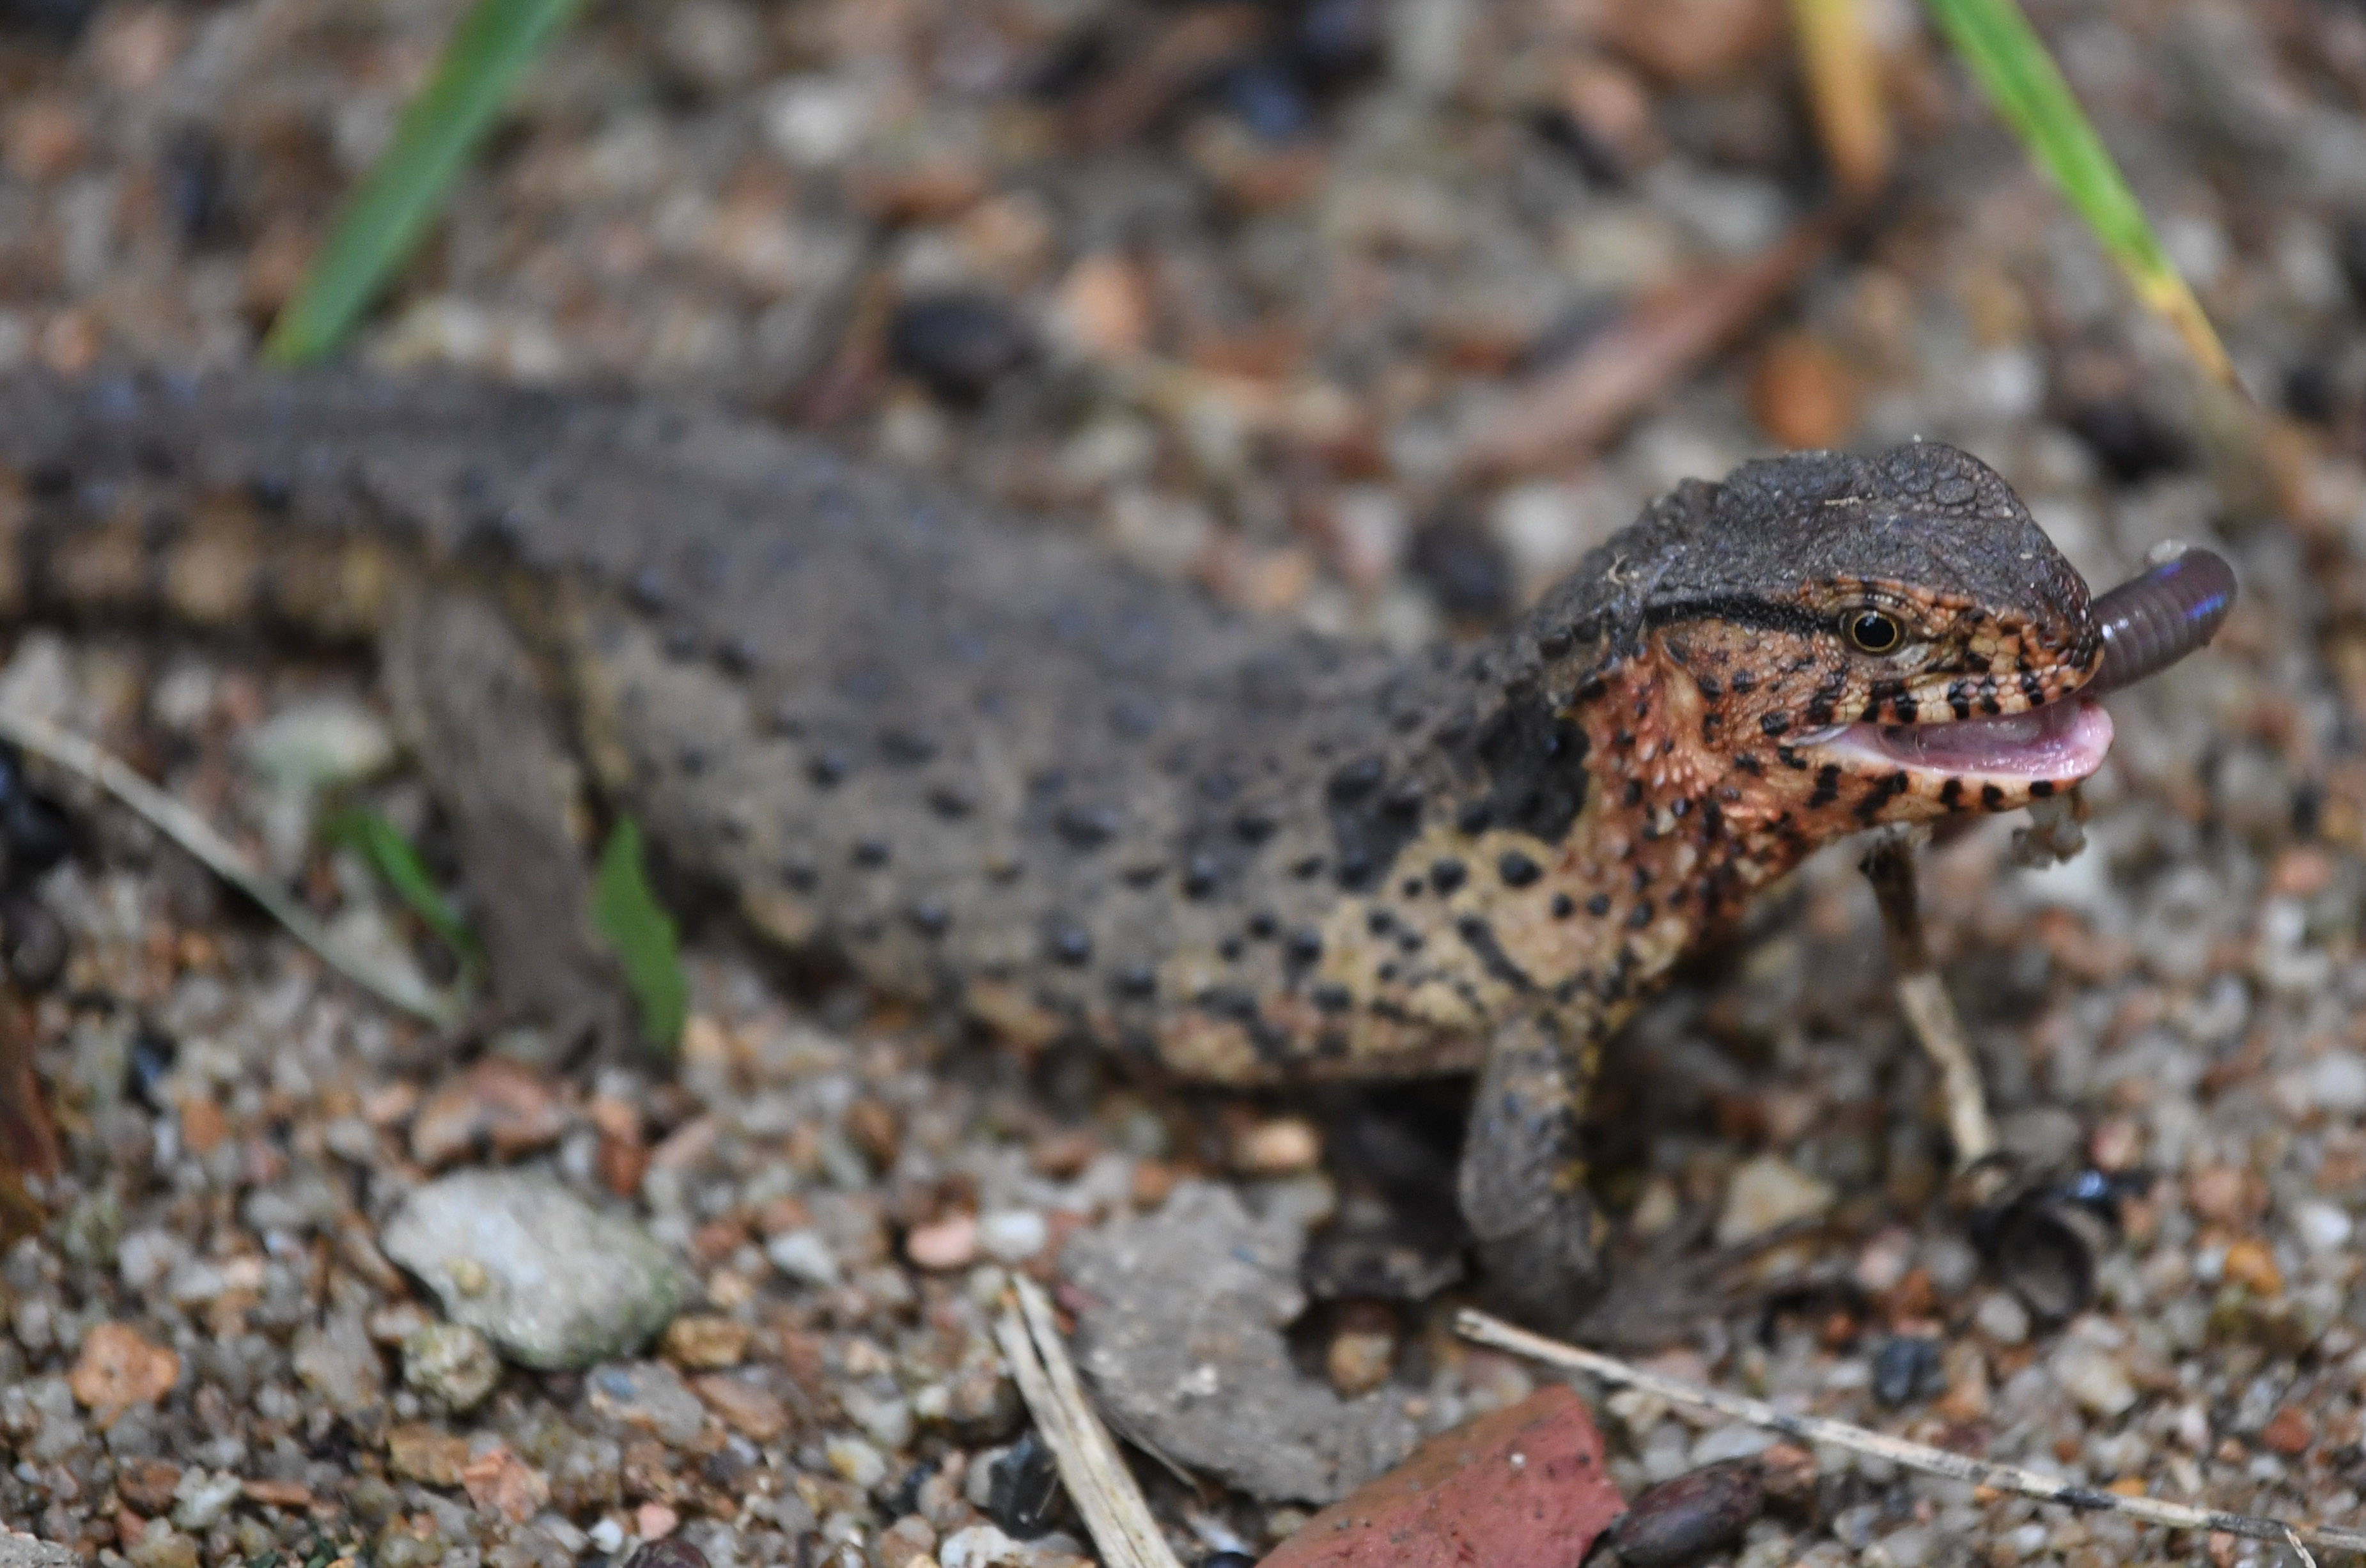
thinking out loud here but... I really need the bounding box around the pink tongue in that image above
[1836,700,2114,780]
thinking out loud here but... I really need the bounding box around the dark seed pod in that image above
[1969,1168,2148,1325]
[1606,1459,1766,1567]
[619,1540,707,1568]
[2087,548,2236,694]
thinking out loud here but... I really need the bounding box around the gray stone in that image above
[0,1530,84,1568]
[292,1308,385,1417]
[380,1170,689,1370]
[1062,1182,1419,1504]
[584,1360,706,1445]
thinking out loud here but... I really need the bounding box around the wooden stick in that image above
[0,706,457,1026]
[996,1276,1186,1568]
[1459,1308,2366,1556]
[1861,830,1997,1172]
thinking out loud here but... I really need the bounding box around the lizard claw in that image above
[1458,1014,1612,1331]
[1468,1188,1612,1332]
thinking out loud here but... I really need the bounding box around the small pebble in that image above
[1870,1524,1936,1568]
[1686,1424,1777,1467]
[2260,1406,2314,1457]
[2303,1052,2366,1114]
[1050,254,1151,361]
[68,1321,180,1416]
[168,1470,243,1532]
[661,1313,751,1369]
[588,1361,708,1445]
[2188,1165,2256,1223]
[826,1434,889,1489]
[409,1059,570,1167]
[1973,1291,2031,1346]
[844,1385,916,1449]
[2050,1341,2137,1417]
[238,695,395,791]
[380,1171,689,1369]
[2222,1237,2284,1297]
[125,1519,198,1568]
[1599,0,1784,87]
[1871,1335,1943,1408]
[1853,1227,1914,1294]
[1935,1344,1991,1422]
[1325,1307,1397,1397]
[1714,1153,1833,1246]
[2089,1116,2143,1172]
[117,1459,181,1515]
[1749,332,1856,449]
[768,1227,844,1287]
[979,1208,1048,1263]
[908,1213,981,1271]
[1234,1116,1321,1176]
[2294,1200,2354,1254]
[875,1516,938,1568]
[889,293,1032,405]
[401,1321,500,1413]
[693,1372,790,1440]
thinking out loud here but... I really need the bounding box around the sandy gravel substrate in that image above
[1,0,2365,1564]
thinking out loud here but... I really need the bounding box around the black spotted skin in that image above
[0,370,2110,1322]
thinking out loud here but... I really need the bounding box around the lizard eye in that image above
[1844,609,1904,654]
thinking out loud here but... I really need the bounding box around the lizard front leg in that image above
[1458,1008,1610,1330]
[381,588,633,1060]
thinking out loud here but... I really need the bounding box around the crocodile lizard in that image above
[0,369,2113,1323]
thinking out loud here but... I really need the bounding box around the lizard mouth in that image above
[1807,698,2113,782]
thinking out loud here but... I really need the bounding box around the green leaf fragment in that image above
[1921,0,2234,386]
[593,817,689,1050]
[263,0,584,363]
[323,806,477,959]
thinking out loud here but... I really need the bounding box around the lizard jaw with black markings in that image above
[1808,696,2113,789]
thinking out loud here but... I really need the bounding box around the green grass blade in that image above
[263,0,582,364]
[323,806,479,959]
[592,818,689,1050]
[1922,0,2234,387]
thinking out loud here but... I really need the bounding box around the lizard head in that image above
[1571,442,2109,866]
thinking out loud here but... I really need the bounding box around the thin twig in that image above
[1789,0,1892,197]
[1861,831,1997,1172]
[1459,1308,2366,1557]
[0,706,457,1026]
[996,1275,1186,1568]
[1456,203,1853,478]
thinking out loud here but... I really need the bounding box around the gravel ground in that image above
[2,0,2365,1564]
